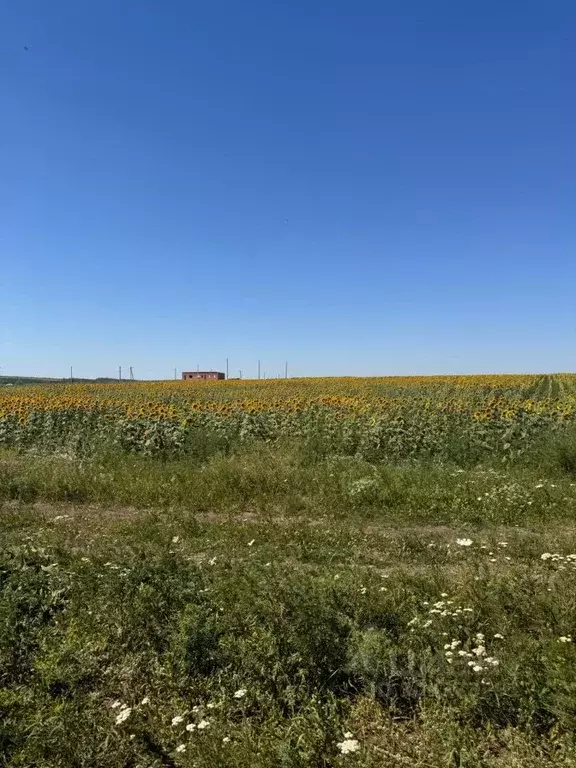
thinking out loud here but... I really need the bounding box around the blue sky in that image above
[1,1,574,379]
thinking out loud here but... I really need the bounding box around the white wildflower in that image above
[197,719,210,730]
[172,536,180,544]
[344,732,353,739]
[171,715,184,726]
[360,587,367,595]
[493,633,504,639]
[186,723,196,732]
[472,664,483,672]
[234,688,247,699]
[115,707,132,725]
[175,744,186,753]
[222,736,231,743]
[558,636,572,643]
[541,553,552,560]
[111,700,122,709]
[456,539,473,547]
[337,738,360,754]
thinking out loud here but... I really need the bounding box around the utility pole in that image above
[70,366,73,381]
[174,367,177,380]
[226,358,229,379]
[119,366,122,381]
[239,370,242,379]
[258,360,261,379]
[285,361,288,379]
[129,366,134,381]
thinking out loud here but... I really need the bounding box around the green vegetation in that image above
[1,375,576,766]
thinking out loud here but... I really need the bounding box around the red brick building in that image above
[182,371,225,381]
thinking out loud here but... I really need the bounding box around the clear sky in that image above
[1,1,574,379]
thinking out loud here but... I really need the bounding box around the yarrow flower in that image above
[558,636,572,643]
[175,744,186,753]
[337,738,360,754]
[171,715,184,726]
[115,707,132,725]
[456,538,473,547]
[197,719,210,730]
[186,723,196,732]
[234,688,247,699]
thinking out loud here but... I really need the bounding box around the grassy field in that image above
[1,375,576,767]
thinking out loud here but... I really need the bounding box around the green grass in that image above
[2,439,576,767]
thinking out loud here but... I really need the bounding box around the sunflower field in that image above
[3,376,576,767]
[1,374,575,463]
